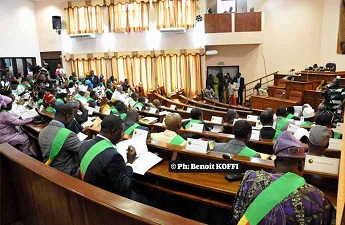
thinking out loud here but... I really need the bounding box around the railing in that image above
[244,71,278,103]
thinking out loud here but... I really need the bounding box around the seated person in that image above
[105,84,113,101]
[316,80,327,91]
[307,125,332,156]
[111,85,127,103]
[222,109,239,134]
[301,106,315,126]
[315,110,340,139]
[66,100,86,134]
[231,131,335,225]
[38,104,81,177]
[36,89,46,106]
[151,113,187,147]
[87,90,98,108]
[56,92,67,106]
[286,106,300,120]
[124,110,150,138]
[0,95,38,157]
[214,120,261,158]
[127,92,138,108]
[148,99,161,110]
[259,110,276,140]
[276,106,292,132]
[43,92,57,114]
[133,96,145,110]
[183,108,210,131]
[111,100,127,120]
[79,115,136,197]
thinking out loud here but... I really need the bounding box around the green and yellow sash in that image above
[273,130,282,141]
[87,97,95,103]
[238,146,258,157]
[120,113,127,120]
[285,114,294,119]
[170,135,185,146]
[133,102,144,109]
[124,123,140,135]
[46,107,56,115]
[238,172,306,225]
[110,106,119,115]
[45,128,72,166]
[80,139,113,180]
[301,121,313,126]
[276,118,289,131]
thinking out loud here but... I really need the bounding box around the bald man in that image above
[151,113,187,147]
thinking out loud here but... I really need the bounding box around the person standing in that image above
[213,74,219,97]
[236,72,245,105]
[86,70,100,87]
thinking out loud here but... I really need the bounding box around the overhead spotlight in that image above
[196,15,203,22]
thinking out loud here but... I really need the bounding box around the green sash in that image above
[334,132,342,139]
[56,98,64,104]
[276,118,289,131]
[238,172,306,225]
[124,123,140,135]
[37,99,43,105]
[110,106,119,115]
[273,130,281,141]
[120,113,127,120]
[133,102,144,109]
[80,139,113,180]
[238,146,258,157]
[46,107,56,114]
[106,88,113,94]
[45,128,72,166]
[186,119,202,129]
[170,135,185,145]
[87,97,95,103]
[301,121,313,126]
[285,114,294,119]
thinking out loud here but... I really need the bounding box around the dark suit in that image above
[259,126,276,140]
[79,136,133,197]
[87,75,100,87]
[236,76,245,105]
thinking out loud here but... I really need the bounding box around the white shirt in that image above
[56,68,65,76]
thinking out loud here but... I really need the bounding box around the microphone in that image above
[280,91,286,100]
[222,154,231,160]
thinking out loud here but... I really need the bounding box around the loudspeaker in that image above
[341,42,345,55]
[52,16,61,30]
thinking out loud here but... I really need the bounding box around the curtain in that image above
[154,0,197,29]
[108,2,149,33]
[65,5,104,34]
[66,50,203,96]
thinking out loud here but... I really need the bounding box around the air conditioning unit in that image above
[159,28,186,34]
[205,50,218,56]
[69,33,96,39]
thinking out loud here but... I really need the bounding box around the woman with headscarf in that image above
[43,92,57,114]
[0,95,38,157]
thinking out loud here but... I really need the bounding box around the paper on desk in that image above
[82,118,94,128]
[132,152,162,175]
[116,137,161,175]
[186,107,193,113]
[328,138,342,151]
[87,107,95,116]
[247,115,258,122]
[159,111,171,116]
[259,153,272,160]
[305,155,339,175]
[250,130,260,141]
[132,128,148,140]
[211,116,223,124]
[210,125,222,133]
[189,123,204,132]
[140,117,158,124]
[21,109,38,119]
[94,106,100,113]
[148,108,158,114]
[77,132,88,141]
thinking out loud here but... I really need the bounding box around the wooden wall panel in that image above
[235,12,262,32]
[204,14,232,33]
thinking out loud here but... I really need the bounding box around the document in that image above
[104,109,111,115]
[140,117,158,124]
[77,132,88,141]
[250,130,260,141]
[87,107,95,116]
[287,124,300,133]
[82,118,94,128]
[21,109,38,119]
[186,138,210,153]
[210,125,222,133]
[132,128,148,140]
[247,115,258,122]
[94,106,100,113]
[328,138,342,151]
[305,155,339,175]
[170,104,177,110]
[186,107,193,113]
[211,116,223,124]
[189,123,204,132]
[148,108,158,114]
[332,123,344,134]
[116,137,162,175]
[159,111,171,116]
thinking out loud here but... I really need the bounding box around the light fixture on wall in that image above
[52,16,62,35]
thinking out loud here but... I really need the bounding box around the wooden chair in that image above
[288,91,302,104]
[274,89,285,98]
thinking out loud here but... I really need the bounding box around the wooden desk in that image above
[303,90,323,110]
[299,71,345,83]
[251,96,298,110]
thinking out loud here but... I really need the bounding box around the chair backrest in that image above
[326,63,336,72]
[274,89,285,98]
[288,91,303,104]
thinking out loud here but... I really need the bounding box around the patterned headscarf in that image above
[43,92,56,104]
[0,94,13,108]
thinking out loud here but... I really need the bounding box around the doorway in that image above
[40,51,62,76]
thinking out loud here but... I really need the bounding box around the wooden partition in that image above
[0,143,203,225]
[204,14,232,33]
[235,12,262,32]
